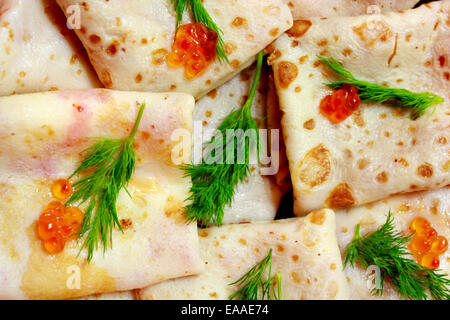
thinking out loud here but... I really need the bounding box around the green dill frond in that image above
[170,0,229,63]
[344,211,450,300]
[181,51,263,227]
[229,248,282,300]
[318,56,444,119]
[66,103,146,261]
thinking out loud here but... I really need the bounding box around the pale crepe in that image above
[270,1,450,215]
[55,0,293,99]
[0,89,203,299]
[0,0,101,96]
[336,187,450,300]
[284,0,419,19]
[139,209,349,300]
[194,65,283,224]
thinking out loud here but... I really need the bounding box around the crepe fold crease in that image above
[194,64,284,224]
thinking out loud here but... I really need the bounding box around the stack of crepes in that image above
[0,0,448,300]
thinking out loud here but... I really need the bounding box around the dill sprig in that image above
[229,248,282,300]
[344,211,450,300]
[318,56,444,119]
[181,51,263,226]
[66,103,146,261]
[170,0,229,63]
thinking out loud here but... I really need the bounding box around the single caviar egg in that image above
[409,217,431,236]
[51,179,73,201]
[38,202,64,235]
[38,211,62,240]
[44,200,65,213]
[43,235,65,255]
[411,250,424,263]
[409,236,432,254]
[431,236,448,255]
[185,57,207,79]
[63,207,84,240]
[420,253,440,270]
[167,50,185,67]
[423,228,438,241]
[167,23,218,78]
[319,84,361,124]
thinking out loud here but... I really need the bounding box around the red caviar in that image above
[431,236,448,255]
[167,23,218,78]
[37,180,84,254]
[319,84,361,123]
[421,253,440,270]
[408,217,447,269]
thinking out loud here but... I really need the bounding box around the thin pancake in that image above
[0,89,203,299]
[139,209,349,300]
[0,0,101,96]
[335,187,450,299]
[55,0,293,99]
[270,1,450,215]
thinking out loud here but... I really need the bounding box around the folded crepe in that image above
[335,187,450,300]
[0,0,101,96]
[0,89,203,299]
[194,65,283,224]
[270,1,450,215]
[138,209,349,300]
[76,291,136,300]
[284,0,419,19]
[55,0,293,99]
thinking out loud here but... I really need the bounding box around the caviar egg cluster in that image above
[409,217,448,269]
[319,83,361,124]
[37,179,84,254]
[167,22,218,78]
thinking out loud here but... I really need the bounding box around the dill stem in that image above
[276,272,282,300]
[243,51,264,114]
[128,103,146,140]
[353,224,361,241]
